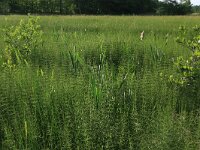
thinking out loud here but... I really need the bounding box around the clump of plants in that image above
[2,16,43,67]
[170,25,200,112]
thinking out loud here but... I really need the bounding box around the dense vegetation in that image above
[0,0,194,15]
[0,15,200,149]
[193,5,200,13]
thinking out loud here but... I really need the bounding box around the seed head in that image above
[140,31,144,41]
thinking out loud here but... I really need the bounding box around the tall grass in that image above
[0,15,200,149]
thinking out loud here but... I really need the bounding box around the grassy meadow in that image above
[0,15,200,149]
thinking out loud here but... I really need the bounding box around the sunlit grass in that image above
[0,15,200,149]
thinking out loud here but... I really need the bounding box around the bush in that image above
[2,16,43,66]
[170,25,200,112]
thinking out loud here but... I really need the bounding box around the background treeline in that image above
[193,5,200,13]
[0,0,196,15]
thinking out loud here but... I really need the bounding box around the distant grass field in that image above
[0,15,200,149]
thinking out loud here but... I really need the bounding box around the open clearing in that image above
[0,16,200,149]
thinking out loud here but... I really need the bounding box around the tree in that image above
[157,0,192,15]
[0,0,10,14]
[181,0,192,14]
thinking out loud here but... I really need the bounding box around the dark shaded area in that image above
[0,0,194,15]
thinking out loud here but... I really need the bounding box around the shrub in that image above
[170,25,200,112]
[2,16,43,66]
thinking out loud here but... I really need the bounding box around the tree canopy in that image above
[0,0,194,15]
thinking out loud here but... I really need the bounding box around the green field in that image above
[0,15,200,149]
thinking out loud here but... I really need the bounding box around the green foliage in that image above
[157,0,192,15]
[173,25,200,86]
[2,16,43,66]
[0,0,10,14]
[0,16,200,149]
[0,0,158,15]
[68,46,84,73]
[170,25,200,112]
[192,5,200,14]
[0,0,194,15]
